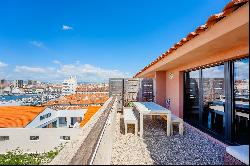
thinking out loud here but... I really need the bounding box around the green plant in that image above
[127,102,135,107]
[0,144,65,165]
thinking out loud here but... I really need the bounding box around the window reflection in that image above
[202,65,225,136]
[184,70,199,124]
[234,58,249,144]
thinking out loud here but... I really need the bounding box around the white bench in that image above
[161,114,184,135]
[124,108,138,135]
[171,115,184,135]
[226,145,249,165]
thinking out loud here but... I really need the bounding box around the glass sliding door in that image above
[184,58,249,144]
[233,58,249,144]
[202,65,225,137]
[184,70,200,125]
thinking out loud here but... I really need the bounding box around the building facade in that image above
[62,76,77,95]
[13,80,24,88]
[135,2,249,145]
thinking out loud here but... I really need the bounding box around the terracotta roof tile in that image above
[0,106,44,128]
[134,0,248,78]
[79,106,101,127]
[206,13,225,28]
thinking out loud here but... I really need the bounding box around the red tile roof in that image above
[134,0,248,78]
[43,93,109,106]
[0,106,45,128]
[79,106,101,127]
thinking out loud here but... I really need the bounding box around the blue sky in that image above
[0,0,230,82]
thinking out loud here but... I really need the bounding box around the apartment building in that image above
[62,76,77,95]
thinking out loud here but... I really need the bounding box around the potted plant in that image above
[123,101,135,112]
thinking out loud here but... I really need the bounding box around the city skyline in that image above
[0,0,230,82]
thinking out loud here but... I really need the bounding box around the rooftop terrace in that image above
[111,113,226,165]
[49,97,234,165]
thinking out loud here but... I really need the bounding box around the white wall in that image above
[26,107,87,128]
[92,98,118,165]
[0,128,81,154]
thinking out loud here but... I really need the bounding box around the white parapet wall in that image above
[49,97,116,165]
[0,128,81,154]
[91,97,118,165]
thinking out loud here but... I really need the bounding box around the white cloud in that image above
[62,25,73,31]
[52,60,62,65]
[0,61,8,68]
[235,61,249,80]
[203,65,224,78]
[30,40,46,49]
[11,62,130,82]
[56,63,128,82]
[15,66,48,74]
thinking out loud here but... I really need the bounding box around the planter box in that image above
[123,107,134,112]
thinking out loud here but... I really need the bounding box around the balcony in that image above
[49,97,230,165]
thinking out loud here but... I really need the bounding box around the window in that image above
[184,70,200,125]
[40,113,51,121]
[184,57,249,145]
[233,58,249,144]
[0,136,9,141]
[185,64,226,138]
[202,65,225,136]
[71,117,83,125]
[59,117,67,127]
[30,136,39,141]
[60,136,70,140]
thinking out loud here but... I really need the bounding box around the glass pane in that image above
[202,65,225,137]
[234,58,249,144]
[184,70,200,124]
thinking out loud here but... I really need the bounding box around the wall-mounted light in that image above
[169,72,174,80]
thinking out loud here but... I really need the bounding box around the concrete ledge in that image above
[48,97,115,165]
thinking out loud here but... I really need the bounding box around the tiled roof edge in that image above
[134,0,249,78]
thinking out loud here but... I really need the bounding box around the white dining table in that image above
[133,102,172,138]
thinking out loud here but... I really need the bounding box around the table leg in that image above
[140,113,143,138]
[167,114,171,136]
[135,122,138,136]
